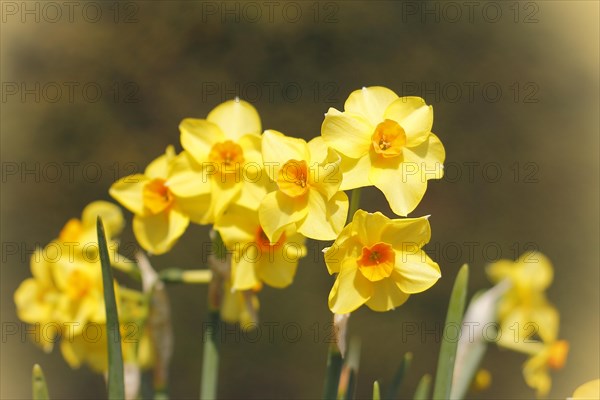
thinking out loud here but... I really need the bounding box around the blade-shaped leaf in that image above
[322,344,343,400]
[372,381,381,400]
[433,264,469,400]
[413,374,431,400]
[97,217,125,400]
[32,364,49,400]
[386,352,412,399]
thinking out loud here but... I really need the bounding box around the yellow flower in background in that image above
[487,252,559,342]
[57,200,125,247]
[321,86,445,216]
[220,281,260,328]
[110,146,209,255]
[216,204,307,290]
[259,130,348,242]
[168,98,266,224]
[325,210,440,313]
[572,379,600,399]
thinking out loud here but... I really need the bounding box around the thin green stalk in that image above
[97,218,125,400]
[413,374,432,400]
[32,364,49,400]
[433,264,469,400]
[159,268,212,284]
[386,352,413,399]
[322,344,343,400]
[347,188,362,223]
[372,381,381,400]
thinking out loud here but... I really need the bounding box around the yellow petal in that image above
[350,210,389,246]
[515,251,553,291]
[81,201,125,238]
[384,97,433,147]
[486,259,515,283]
[573,379,600,399]
[255,245,301,288]
[238,133,263,167]
[207,99,262,141]
[259,191,308,242]
[30,248,52,285]
[179,118,225,164]
[523,352,551,396]
[369,133,445,216]
[262,130,310,180]
[174,194,212,225]
[344,86,399,126]
[132,209,189,255]
[109,174,150,216]
[144,145,176,179]
[339,153,372,191]
[310,159,343,200]
[321,108,372,158]
[166,151,212,197]
[393,251,441,294]
[207,173,242,223]
[232,250,261,291]
[214,204,258,248]
[307,136,329,164]
[365,278,410,312]
[381,216,431,250]
[297,189,347,241]
[233,170,274,211]
[324,224,360,275]
[328,261,372,314]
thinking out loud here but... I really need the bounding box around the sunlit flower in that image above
[167,98,266,224]
[57,200,125,247]
[487,252,558,342]
[325,210,440,313]
[110,146,209,254]
[216,204,307,290]
[321,86,445,216]
[259,130,348,242]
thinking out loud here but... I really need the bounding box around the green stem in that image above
[32,364,49,400]
[347,189,362,223]
[322,344,343,400]
[159,269,213,284]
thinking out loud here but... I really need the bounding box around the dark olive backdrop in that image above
[1,1,598,399]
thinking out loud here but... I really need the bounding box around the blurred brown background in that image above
[1,1,598,399]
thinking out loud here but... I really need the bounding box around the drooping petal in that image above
[384,97,433,147]
[259,191,308,242]
[344,86,399,126]
[381,216,431,250]
[256,248,299,289]
[392,251,441,294]
[207,99,262,141]
[262,130,310,180]
[232,249,261,291]
[339,153,372,190]
[179,118,225,164]
[132,209,189,255]
[365,278,410,312]
[166,151,212,198]
[321,108,373,159]
[328,261,372,314]
[109,174,151,216]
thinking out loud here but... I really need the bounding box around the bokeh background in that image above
[1,1,598,399]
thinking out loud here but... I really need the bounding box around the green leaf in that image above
[32,364,49,400]
[413,374,431,400]
[322,344,343,400]
[372,381,381,400]
[433,264,469,400]
[200,310,220,400]
[97,217,125,400]
[347,188,362,223]
[386,352,412,399]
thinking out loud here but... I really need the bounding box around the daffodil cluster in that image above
[14,201,153,373]
[487,252,568,396]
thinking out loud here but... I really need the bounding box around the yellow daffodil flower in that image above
[572,379,600,399]
[167,98,265,225]
[215,204,307,290]
[487,252,559,342]
[325,210,440,313]
[220,281,260,328]
[258,130,348,242]
[57,200,125,247]
[110,146,209,255]
[321,86,445,216]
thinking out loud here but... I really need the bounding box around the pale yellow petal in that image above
[144,145,175,179]
[384,97,433,147]
[365,278,410,312]
[328,261,372,314]
[321,108,372,158]
[344,86,399,126]
[262,130,310,180]
[350,210,389,246]
[573,379,600,399]
[179,118,225,164]
[214,204,258,248]
[297,189,347,241]
[393,251,441,294]
[109,174,150,216]
[81,201,125,237]
[232,250,260,291]
[207,99,262,141]
[132,209,189,255]
[515,251,553,291]
[174,194,212,225]
[381,216,431,250]
[307,136,329,164]
[166,151,211,197]
[339,153,372,191]
[207,173,242,223]
[256,248,300,288]
[258,191,308,242]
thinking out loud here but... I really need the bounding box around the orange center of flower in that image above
[371,119,406,158]
[277,159,309,197]
[66,270,92,300]
[143,178,174,214]
[255,227,286,252]
[59,218,83,242]
[356,242,395,282]
[209,140,245,174]
[547,340,569,370]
